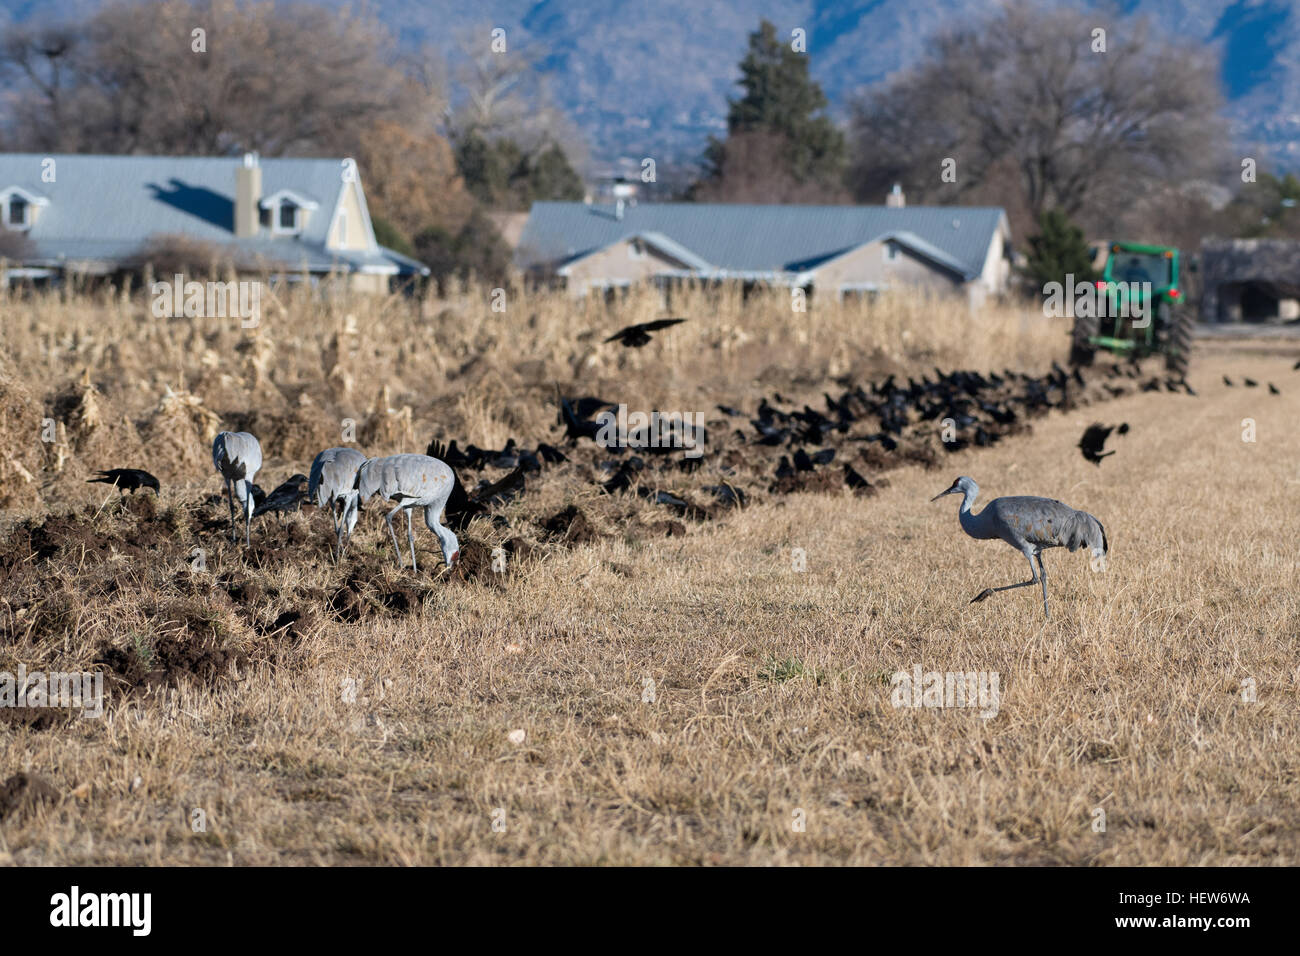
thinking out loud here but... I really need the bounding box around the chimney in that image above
[886,183,905,208]
[612,177,636,221]
[235,151,261,237]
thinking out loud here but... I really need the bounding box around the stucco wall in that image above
[563,239,688,296]
[328,182,371,251]
[812,239,963,296]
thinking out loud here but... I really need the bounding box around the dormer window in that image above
[259,189,318,236]
[1,187,47,231]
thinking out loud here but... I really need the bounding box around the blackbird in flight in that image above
[1079,423,1121,466]
[604,318,686,348]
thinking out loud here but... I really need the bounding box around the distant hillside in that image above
[2,0,1295,172]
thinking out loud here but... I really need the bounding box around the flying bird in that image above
[354,454,460,571]
[1243,377,1259,387]
[87,468,159,495]
[931,476,1107,619]
[1078,423,1117,465]
[604,317,686,348]
[212,431,263,547]
[1224,376,1234,387]
[1269,382,1281,395]
[309,447,368,557]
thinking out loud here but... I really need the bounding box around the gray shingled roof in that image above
[0,153,426,275]
[517,201,1008,281]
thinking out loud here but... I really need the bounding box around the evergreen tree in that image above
[524,144,586,203]
[703,19,846,189]
[1023,209,1097,291]
[370,215,413,257]
[456,134,584,210]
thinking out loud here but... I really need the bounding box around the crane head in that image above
[930,476,977,502]
[441,530,461,567]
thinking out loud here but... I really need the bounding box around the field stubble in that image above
[0,283,1296,864]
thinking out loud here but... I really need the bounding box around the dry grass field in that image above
[0,282,1297,865]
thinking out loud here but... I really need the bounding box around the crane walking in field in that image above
[212,431,263,547]
[352,454,460,571]
[309,447,367,558]
[930,476,1107,619]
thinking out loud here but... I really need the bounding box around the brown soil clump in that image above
[0,772,61,820]
[542,505,600,546]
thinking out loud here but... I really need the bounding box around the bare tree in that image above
[0,0,423,157]
[444,23,586,168]
[848,1,1228,237]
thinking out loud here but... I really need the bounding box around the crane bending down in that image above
[352,454,460,571]
[931,476,1107,619]
[212,431,263,547]
[309,447,367,558]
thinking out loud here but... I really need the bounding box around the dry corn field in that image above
[0,283,1296,865]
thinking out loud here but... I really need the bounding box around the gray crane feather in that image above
[932,476,1106,618]
[353,453,460,571]
[212,431,263,547]
[309,446,367,558]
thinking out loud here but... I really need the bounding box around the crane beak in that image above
[930,484,959,502]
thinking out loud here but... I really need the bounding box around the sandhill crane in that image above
[212,431,263,546]
[309,447,367,557]
[931,476,1107,619]
[353,454,460,571]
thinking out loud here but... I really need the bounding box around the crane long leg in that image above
[406,507,418,572]
[332,500,344,561]
[1036,551,1050,618]
[384,504,405,568]
[226,478,237,544]
[342,494,359,557]
[244,485,253,548]
[970,553,1040,608]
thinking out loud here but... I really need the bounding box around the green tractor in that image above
[1069,241,1193,376]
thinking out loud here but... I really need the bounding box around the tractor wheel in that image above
[1070,310,1100,366]
[1165,307,1193,376]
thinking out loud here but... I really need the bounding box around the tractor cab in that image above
[1071,242,1191,376]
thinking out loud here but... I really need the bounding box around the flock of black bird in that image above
[83,316,1290,530]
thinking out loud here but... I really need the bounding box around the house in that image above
[515,190,1012,306]
[1199,238,1300,322]
[0,152,427,291]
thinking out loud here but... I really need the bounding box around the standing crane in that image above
[309,446,367,558]
[353,454,460,571]
[212,431,263,547]
[930,476,1107,619]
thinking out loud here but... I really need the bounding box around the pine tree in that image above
[702,19,846,190]
[1023,209,1096,291]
